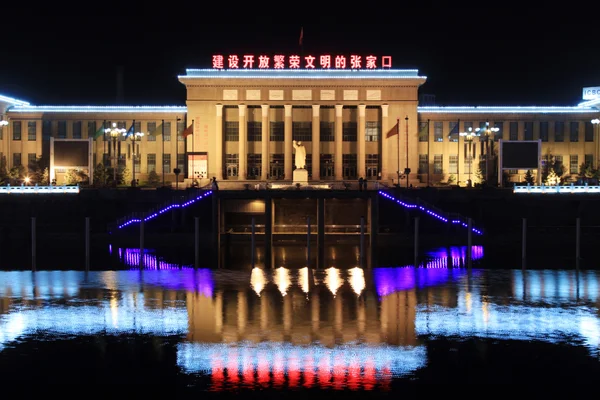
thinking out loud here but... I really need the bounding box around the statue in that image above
[293,140,306,169]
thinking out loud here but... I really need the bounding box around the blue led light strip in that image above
[378,190,483,235]
[117,190,213,229]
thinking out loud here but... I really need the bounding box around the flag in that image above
[419,120,429,140]
[299,27,303,46]
[448,119,460,138]
[93,121,105,139]
[182,122,194,138]
[125,121,135,138]
[386,119,400,138]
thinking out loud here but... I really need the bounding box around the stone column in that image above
[381,104,389,181]
[238,104,247,180]
[334,104,343,180]
[284,104,293,180]
[312,105,320,181]
[215,104,223,180]
[261,104,269,180]
[358,104,366,179]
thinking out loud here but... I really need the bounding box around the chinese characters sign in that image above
[212,54,392,69]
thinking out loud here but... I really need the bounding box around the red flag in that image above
[386,119,400,138]
[182,122,194,138]
[299,27,303,46]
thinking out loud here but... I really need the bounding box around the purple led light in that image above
[378,190,483,235]
[118,191,213,229]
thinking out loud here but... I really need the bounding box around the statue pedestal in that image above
[293,168,308,184]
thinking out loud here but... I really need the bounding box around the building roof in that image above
[8,105,187,113]
[0,94,30,106]
[179,68,425,79]
[417,106,598,114]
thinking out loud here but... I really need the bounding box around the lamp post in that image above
[459,127,480,187]
[105,122,126,186]
[592,118,600,169]
[124,129,144,187]
[476,121,499,185]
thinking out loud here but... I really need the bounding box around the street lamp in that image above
[124,129,144,187]
[592,118,600,169]
[476,121,500,184]
[105,122,126,186]
[459,126,480,187]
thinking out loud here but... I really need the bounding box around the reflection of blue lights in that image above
[373,266,478,297]
[118,190,212,229]
[378,191,483,235]
[120,248,195,271]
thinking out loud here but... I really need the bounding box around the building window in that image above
[365,121,380,142]
[540,121,549,142]
[449,154,458,174]
[118,154,126,168]
[177,153,185,171]
[134,121,142,135]
[225,121,239,141]
[418,122,429,142]
[103,121,112,141]
[320,154,335,178]
[584,154,593,168]
[163,154,171,174]
[270,153,284,179]
[71,121,81,139]
[247,153,262,179]
[147,154,156,173]
[554,155,563,173]
[320,121,334,141]
[570,155,578,174]
[585,121,594,142]
[177,120,185,142]
[13,153,21,167]
[342,154,357,179]
[147,122,157,141]
[433,154,443,174]
[134,154,141,173]
[293,121,312,142]
[464,155,473,175]
[418,154,428,174]
[305,154,312,178]
[448,121,458,142]
[270,121,284,141]
[494,122,503,140]
[554,121,564,142]
[28,153,37,169]
[366,154,379,178]
[87,121,96,139]
[58,121,67,139]
[524,121,533,140]
[342,122,357,141]
[13,121,21,140]
[569,122,579,142]
[163,122,171,142]
[434,122,443,142]
[225,154,239,178]
[28,121,37,141]
[509,122,518,141]
[247,121,262,141]
[42,120,52,138]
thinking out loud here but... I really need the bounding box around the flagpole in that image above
[396,118,400,187]
[162,119,165,187]
[191,119,195,179]
[426,119,430,187]
[457,118,460,186]
[102,120,106,185]
[405,116,409,189]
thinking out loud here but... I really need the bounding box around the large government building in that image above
[1,54,600,187]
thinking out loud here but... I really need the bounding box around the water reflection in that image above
[1,264,599,388]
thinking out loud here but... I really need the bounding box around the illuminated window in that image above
[147,154,156,173]
[163,122,171,142]
[464,155,472,174]
[177,154,185,171]
[293,121,312,142]
[570,155,578,174]
[366,154,379,178]
[163,154,171,174]
[270,153,284,179]
[366,121,380,142]
[433,154,443,174]
[342,154,357,179]
[418,122,428,142]
[225,154,239,177]
[448,121,458,142]
[28,121,37,141]
[147,122,157,141]
[434,122,443,142]
[247,153,261,179]
[418,154,428,173]
[449,155,458,174]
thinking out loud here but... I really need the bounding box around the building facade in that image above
[1,69,599,187]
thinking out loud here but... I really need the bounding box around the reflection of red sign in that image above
[212,55,392,69]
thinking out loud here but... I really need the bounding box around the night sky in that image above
[1,5,598,108]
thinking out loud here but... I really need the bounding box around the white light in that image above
[419,106,596,114]
[180,68,426,80]
[9,105,186,113]
[592,118,600,124]
[0,120,8,126]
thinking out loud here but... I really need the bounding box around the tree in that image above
[119,166,131,186]
[0,155,8,185]
[8,165,26,184]
[578,162,598,183]
[42,168,49,186]
[147,170,161,187]
[29,156,48,185]
[64,169,89,185]
[93,163,107,187]
[545,168,560,186]
[524,169,535,185]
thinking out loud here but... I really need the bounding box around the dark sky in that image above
[1,4,598,107]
